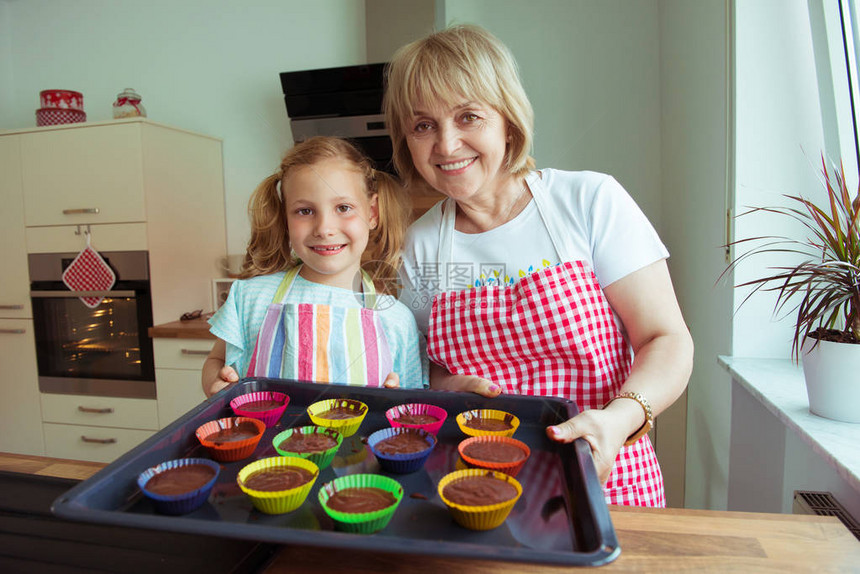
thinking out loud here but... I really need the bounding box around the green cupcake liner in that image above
[318,473,403,533]
[272,426,343,470]
[237,456,319,514]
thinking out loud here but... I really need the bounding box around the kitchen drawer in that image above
[42,422,155,463]
[153,337,214,370]
[25,223,147,253]
[40,393,159,430]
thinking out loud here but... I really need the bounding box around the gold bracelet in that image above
[604,391,653,446]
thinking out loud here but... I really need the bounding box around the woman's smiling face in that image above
[405,99,510,205]
[284,157,377,289]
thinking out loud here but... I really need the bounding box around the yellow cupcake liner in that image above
[437,469,522,531]
[456,409,520,438]
[307,399,368,438]
[237,456,319,514]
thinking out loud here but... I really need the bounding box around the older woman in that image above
[384,25,693,507]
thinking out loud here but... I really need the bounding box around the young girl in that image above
[202,136,426,397]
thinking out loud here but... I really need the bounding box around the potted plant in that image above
[724,156,860,423]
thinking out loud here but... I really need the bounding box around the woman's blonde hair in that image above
[240,136,410,293]
[383,24,535,187]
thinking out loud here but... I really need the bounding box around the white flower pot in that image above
[801,338,860,423]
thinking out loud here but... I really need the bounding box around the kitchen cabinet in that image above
[0,136,44,456]
[153,338,211,427]
[41,394,158,463]
[0,118,227,460]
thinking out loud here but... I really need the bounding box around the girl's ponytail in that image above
[366,169,411,294]
[241,172,292,278]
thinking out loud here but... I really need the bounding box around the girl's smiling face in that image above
[284,157,378,289]
[405,99,510,207]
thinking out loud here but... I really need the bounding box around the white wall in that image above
[658,0,731,510]
[0,0,366,260]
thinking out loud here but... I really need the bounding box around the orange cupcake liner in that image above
[457,436,531,477]
[195,417,265,462]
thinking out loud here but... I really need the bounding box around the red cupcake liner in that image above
[457,436,531,477]
[385,403,448,435]
[195,417,265,462]
[230,391,289,428]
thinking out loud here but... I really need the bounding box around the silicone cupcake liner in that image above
[367,427,436,474]
[137,458,220,516]
[237,456,319,514]
[456,409,520,438]
[385,403,448,435]
[230,391,290,428]
[457,436,531,477]
[195,417,266,462]
[437,469,523,531]
[307,399,368,438]
[272,425,343,470]
[318,473,403,534]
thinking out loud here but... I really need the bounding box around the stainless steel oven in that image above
[29,251,156,399]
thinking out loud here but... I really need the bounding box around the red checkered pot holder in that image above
[62,244,116,308]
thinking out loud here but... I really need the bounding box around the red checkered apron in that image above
[426,179,665,507]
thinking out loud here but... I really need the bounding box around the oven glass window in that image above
[32,295,153,381]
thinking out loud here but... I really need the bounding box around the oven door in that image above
[30,283,156,399]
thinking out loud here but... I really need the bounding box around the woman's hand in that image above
[429,363,502,398]
[545,407,631,485]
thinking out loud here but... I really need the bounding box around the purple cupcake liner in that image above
[367,427,436,474]
[137,458,220,515]
[385,403,448,435]
[230,391,290,428]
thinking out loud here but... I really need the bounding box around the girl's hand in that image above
[382,372,400,388]
[545,408,630,485]
[429,363,502,398]
[205,365,239,398]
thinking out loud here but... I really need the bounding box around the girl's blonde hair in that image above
[383,24,535,187]
[240,136,410,293]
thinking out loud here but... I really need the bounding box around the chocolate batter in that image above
[463,414,514,432]
[205,421,261,445]
[242,466,315,492]
[443,475,518,506]
[145,464,216,496]
[238,399,282,412]
[326,487,396,513]
[318,406,360,420]
[462,442,526,463]
[278,432,338,454]
[374,430,431,455]
[395,413,439,425]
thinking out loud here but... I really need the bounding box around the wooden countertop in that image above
[2,453,858,572]
[148,316,215,339]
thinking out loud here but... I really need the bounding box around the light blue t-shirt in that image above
[209,271,427,389]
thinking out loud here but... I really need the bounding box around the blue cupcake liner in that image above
[138,458,220,515]
[367,427,436,474]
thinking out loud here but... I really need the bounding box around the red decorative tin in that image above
[39,89,84,111]
[36,108,87,126]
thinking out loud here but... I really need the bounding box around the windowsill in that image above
[718,356,860,497]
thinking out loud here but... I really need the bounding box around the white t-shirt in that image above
[400,169,669,333]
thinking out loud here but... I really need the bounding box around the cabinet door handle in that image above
[0,328,25,334]
[78,406,115,414]
[81,436,117,444]
[63,208,100,215]
[0,304,24,310]
[181,349,211,356]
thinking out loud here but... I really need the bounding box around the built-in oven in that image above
[29,251,156,399]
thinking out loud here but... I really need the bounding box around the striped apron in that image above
[246,265,394,387]
[426,173,665,507]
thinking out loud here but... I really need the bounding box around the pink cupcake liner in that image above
[385,403,448,436]
[230,391,290,428]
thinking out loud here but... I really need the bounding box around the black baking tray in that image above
[51,378,620,567]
